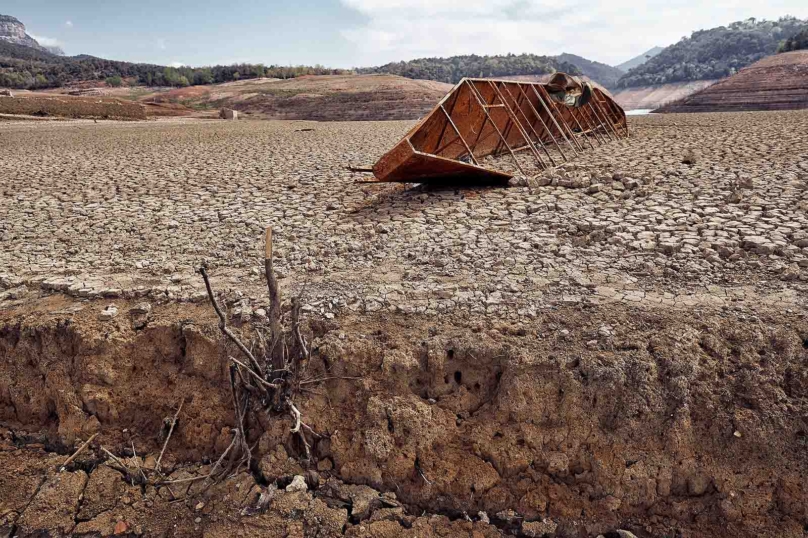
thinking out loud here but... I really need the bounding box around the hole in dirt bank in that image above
[802,338,808,349]
[454,371,462,384]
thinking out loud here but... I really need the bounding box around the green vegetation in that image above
[105,75,123,87]
[356,53,580,84]
[778,26,808,52]
[0,40,351,90]
[617,17,807,88]
[555,53,624,88]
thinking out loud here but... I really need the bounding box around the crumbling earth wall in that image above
[0,94,146,120]
[1,299,807,537]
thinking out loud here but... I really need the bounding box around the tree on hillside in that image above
[617,16,807,88]
[778,26,808,52]
[0,40,351,90]
[356,53,580,84]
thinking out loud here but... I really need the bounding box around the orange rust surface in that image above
[373,75,627,183]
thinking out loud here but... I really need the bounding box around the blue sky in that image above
[6,0,808,68]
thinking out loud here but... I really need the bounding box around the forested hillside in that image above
[779,25,808,52]
[0,39,349,89]
[617,17,807,88]
[356,54,580,84]
[555,53,624,88]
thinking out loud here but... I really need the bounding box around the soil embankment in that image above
[612,80,718,111]
[1,296,807,537]
[0,93,146,120]
[657,51,808,113]
[140,74,453,121]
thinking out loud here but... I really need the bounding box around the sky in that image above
[5,0,808,68]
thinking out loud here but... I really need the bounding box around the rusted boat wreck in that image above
[373,73,628,183]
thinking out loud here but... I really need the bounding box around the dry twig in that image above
[59,433,98,471]
[156,399,184,472]
[200,266,266,375]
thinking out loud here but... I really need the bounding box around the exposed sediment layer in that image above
[0,94,146,120]
[657,51,808,113]
[1,296,807,537]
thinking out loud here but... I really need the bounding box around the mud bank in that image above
[1,296,807,537]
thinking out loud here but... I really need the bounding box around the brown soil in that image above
[139,74,453,121]
[611,81,719,111]
[1,294,807,537]
[657,51,808,113]
[0,94,146,120]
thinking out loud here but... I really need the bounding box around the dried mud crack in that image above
[1,111,808,536]
[1,297,807,537]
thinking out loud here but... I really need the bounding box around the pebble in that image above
[99,305,118,320]
[286,475,308,492]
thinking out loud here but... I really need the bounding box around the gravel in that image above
[1,112,807,318]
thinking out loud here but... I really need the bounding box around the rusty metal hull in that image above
[373,76,628,183]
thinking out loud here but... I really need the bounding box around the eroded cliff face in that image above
[0,14,47,51]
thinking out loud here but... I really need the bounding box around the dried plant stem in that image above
[59,433,98,471]
[156,399,184,472]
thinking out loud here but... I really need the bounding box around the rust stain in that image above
[372,74,628,184]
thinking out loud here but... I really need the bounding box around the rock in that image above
[130,302,152,315]
[597,325,614,338]
[478,511,490,524]
[286,475,308,492]
[219,108,239,120]
[508,176,528,187]
[682,149,697,165]
[99,305,119,320]
[586,183,602,194]
[616,530,639,538]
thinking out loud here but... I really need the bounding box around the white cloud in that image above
[29,34,62,48]
[170,61,185,68]
[340,0,808,66]
[65,20,73,28]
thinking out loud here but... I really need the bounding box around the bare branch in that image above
[156,399,184,472]
[59,433,98,471]
[199,266,266,375]
[230,356,280,390]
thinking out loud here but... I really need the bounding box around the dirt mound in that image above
[1,295,807,537]
[0,93,146,120]
[657,51,808,113]
[140,75,453,121]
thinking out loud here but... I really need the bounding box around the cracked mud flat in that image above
[1,111,808,537]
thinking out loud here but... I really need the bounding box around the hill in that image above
[136,74,453,121]
[615,46,664,72]
[656,50,808,113]
[617,17,807,88]
[356,54,580,84]
[555,52,624,88]
[779,25,808,52]
[0,14,46,52]
[0,14,349,90]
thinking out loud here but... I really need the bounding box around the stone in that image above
[99,305,119,320]
[219,108,239,120]
[130,302,152,315]
[286,475,308,493]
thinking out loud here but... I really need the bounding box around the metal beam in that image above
[463,79,526,175]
